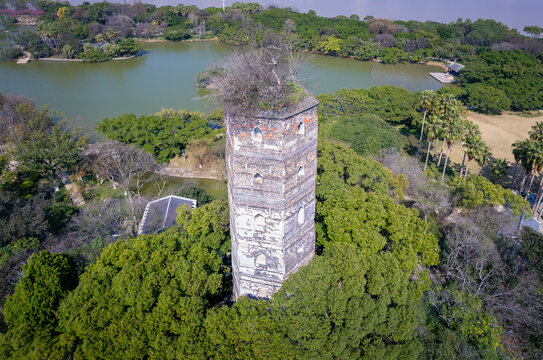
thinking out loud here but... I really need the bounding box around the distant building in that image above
[446,62,465,74]
[138,195,196,235]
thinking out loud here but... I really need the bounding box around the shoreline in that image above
[136,37,219,43]
[426,61,449,71]
[34,52,141,62]
[10,32,451,68]
[303,49,449,68]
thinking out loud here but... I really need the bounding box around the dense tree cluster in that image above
[326,114,403,156]
[0,139,445,359]
[318,86,419,125]
[459,50,543,110]
[0,93,85,297]
[97,108,221,162]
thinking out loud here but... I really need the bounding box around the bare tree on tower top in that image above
[207,20,303,113]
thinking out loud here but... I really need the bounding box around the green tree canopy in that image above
[271,243,427,359]
[318,87,420,126]
[523,25,543,38]
[15,125,87,189]
[459,50,543,111]
[316,140,439,267]
[0,251,77,359]
[58,226,224,359]
[327,114,403,156]
[316,185,439,268]
[464,84,511,114]
[97,109,219,162]
[55,200,230,359]
[316,141,393,198]
[452,175,530,214]
[204,296,295,359]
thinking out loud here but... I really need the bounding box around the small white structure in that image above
[138,195,196,235]
[446,62,465,74]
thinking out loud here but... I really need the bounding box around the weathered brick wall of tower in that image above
[225,93,319,299]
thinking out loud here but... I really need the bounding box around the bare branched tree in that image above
[207,20,303,113]
[91,141,157,203]
[43,197,147,255]
[378,149,427,197]
[106,15,135,38]
[438,212,543,355]
[377,149,452,220]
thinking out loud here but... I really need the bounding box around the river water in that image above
[0,40,443,134]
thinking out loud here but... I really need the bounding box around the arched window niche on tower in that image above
[253,173,263,186]
[253,126,263,142]
[254,214,265,229]
[297,121,304,135]
[297,206,305,225]
[256,254,267,267]
[297,166,304,179]
[257,288,268,298]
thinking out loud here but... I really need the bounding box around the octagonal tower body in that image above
[225,93,319,300]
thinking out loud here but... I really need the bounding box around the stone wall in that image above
[225,94,319,299]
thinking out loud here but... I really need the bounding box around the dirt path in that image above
[447,111,543,173]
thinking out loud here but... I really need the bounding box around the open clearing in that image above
[447,111,543,173]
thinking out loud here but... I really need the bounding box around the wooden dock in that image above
[429,72,456,84]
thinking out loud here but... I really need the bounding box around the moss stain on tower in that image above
[226,90,319,299]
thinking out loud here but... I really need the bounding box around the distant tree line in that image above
[1,1,542,108]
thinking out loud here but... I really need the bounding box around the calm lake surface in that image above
[0,40,443,134]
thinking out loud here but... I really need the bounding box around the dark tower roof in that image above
[138,195,196,235]
[447,62,465,72]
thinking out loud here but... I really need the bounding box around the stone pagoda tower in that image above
[225,90,319,300]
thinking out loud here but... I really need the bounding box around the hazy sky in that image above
[70,0,543,31]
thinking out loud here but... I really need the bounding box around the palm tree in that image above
[474,144,492,174]
[513,139,531,193]
[417,90,436,158]
[523,141,539,200]
[528,123,543,214]
[440,115,465,182]
[512,139,525,188]
[424,115,441,171]
[459,121,481,178]
[530,150,543,215]
[436,94,458,168]
[490,158,510,184]
[529,122,543,142]
[463,137,489,179]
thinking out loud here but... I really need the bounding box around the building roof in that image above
[447,62,465,72]
[138,195,197,235]
[518,213,540,232]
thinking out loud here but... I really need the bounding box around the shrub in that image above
[0,47,22,62]
[79,44,109,62]
[328,114,403,156]
[163,25,191,41]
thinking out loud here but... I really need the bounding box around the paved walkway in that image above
[60,172,85,206]
[158,166,223,180]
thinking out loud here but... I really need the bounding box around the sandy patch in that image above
[447,111,543,174]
